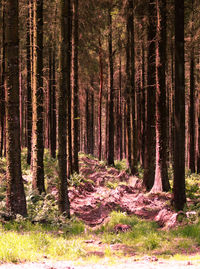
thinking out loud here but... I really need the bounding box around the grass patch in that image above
[1,151,200,263]
[1,212,200,263]
[114,159,128,172]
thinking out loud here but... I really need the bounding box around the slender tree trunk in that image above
[73,0,79,172]
[125,6,132,171]
[107,7,114,166]
[91,91,94,155]
[137,82,142,163]
[170,42,175,168]
[86,89,90,154]
[117,47,123,160]
[19,58,24,148]
[48,47,52,154]
[141,42,145,167]
[123,102,127,159]
[189,49,195,173]
[0,0,5,157]
[58,0,70,217]
[32,0,45,194]
[48,48,56,159]
[67,0,72,177]
[173,0,186,210]
[197,48,200,173]
[197,104,200,173]
[143,0,156,190]
[189,0,195,173]
[26,0,32,165]
[129,0,137,175]
[5,0,27,216]
[152,0,170,192]
[105,91,109,160]
[98,38,103,161]
[51,49,56,158]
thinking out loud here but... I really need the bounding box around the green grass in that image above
[1,211,200,263]
[114,159,128,172]
[1,151,200,264]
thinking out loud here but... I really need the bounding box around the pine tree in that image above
[5,0,27,216]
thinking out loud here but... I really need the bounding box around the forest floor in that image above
[70,155,180,229]
[1,153,200,268]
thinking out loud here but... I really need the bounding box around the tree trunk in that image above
[143,0,156,190]
[5,0,27,216]
[32,0,45,194]
[107,7,114,166]
[91,91,94,155]
[86,89,90,154]
[73,0,79,172]
[67,0,72,177]
[58,0,71,217]
[151,0,170,192]
[117,47,122,160]
[0,0,5,157]
[50,49,57,158]
[141,42,145,167]
[125,6,132,171]
[189,49,195,173]
[98,37,103,161]
[189,0,195,173]
[26,0,32,165]
[129,0,137,175]
[173,0,186,210]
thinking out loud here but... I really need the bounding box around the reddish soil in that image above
[69,156,182,229]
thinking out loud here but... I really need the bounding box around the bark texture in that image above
[32,0,45,194]
[143,0,156,190]
[173,0,186,210]
[58,0,71,217]
[5,0,27,216]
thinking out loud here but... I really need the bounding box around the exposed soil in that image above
[69,156,185,229]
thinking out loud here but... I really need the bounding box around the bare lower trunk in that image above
[5,0,27,216]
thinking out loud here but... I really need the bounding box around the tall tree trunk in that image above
[125,5,132,171]
[48,47,56,158]
[173,0,186,210]
[141,42,146,167]
[197,103,200,173]
[117,47,123,160]
[197,48,200,174]
[189,0,195,173]
[51,49,56,158]
[86,89,90,154]
[73,0,79,172]
[151,0,170,192]
[91,91,94,155]
[107,7,114,166]
[48,47,52,153]
[26,0,32,165]
[67,0,72,177]
[0,0,5,157]
[143,0,156,190]
[5,0,27,216]
[170,42,175,168]
[32,0,45,194]
[19,57,24,148]
[98,37,103,161]
[58,0,70,217]
[189,49,195,173]
[129,0,137,175]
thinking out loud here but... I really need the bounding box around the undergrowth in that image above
[0,151,200,264]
